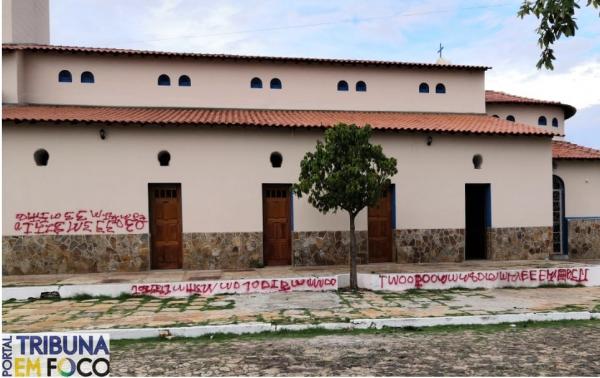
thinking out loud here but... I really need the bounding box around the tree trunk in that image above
[349,212,358,291]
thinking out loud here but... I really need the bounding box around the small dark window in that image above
[251,77,263,89]
[34,149,49,166]
[270,78,282,89]
[419,82,429,93]
[337,80,349,91]
[552,117,559,127]
[81,71,94,83]
[58,70,72,83]
[435,83,446,94]
[178,75,191,87]
[492,114,499,118]
[158,151,171,166]
[356,81,367,92]
[270,152,283,168]
[538,116,547,126]
[158,74,171,86]
[472,154,483,169]
[506,115,515,122]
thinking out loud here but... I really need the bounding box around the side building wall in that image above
[553,160,600,259]
[2,123,553,274]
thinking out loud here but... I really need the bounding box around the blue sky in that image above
[50,0,599,147]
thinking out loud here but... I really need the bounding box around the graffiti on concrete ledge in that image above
[131,276,338,297]
[378,267,590,290]
[13,210,148,235]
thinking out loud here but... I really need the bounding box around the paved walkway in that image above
[110,321,600,376]
[4,259,597,287]
[3,286,599,333]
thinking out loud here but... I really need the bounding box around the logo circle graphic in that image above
[57,357,76,377]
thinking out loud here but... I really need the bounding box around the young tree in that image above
[293,123,397,290]
[518,0,600,70]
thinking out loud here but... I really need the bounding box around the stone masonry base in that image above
[487,227,553,260]
[568,219,600,259]
[2,225,584,275]
[2,234,149,275]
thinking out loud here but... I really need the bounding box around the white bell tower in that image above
[2,0,50,44]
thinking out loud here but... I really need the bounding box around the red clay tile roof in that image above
[2,43,490,71]
[552,140,600,159]
[2,105,556,137]
[486,90,576,119]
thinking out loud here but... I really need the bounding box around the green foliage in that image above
[518,0,600,70]
[293,123,397,217]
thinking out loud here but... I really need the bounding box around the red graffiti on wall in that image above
[130,277,338,297]
[379,268,589,289]
[14,210,148,235]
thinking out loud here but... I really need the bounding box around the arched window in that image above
[270,78,282,89]
[419,83,429,93]
[506,115,515,122]
[538,116,547,126]
[157,151,171,166]
[58,70,72,83]
[270,152,283,168]
[552,175,565,254]
[472,154,483,169]
[34,149,49,166]
[178,75,191,87]
[337,80,349,91]
[356,81,367,92]
[492,114,500,118]
[80,71,94,84]
[158,74,171,86]
[435,83,446,94]
[552,117,559,127]
[250,77,262,89]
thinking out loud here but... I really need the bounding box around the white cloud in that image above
[487,59,600,109]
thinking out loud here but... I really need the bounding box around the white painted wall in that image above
[2,123,552,236]
[1,0,50,44]
[3,51,486,114]
[553,160,600,217]
[486,103,565,138]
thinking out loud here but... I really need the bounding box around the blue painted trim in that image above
[390,184,396,229]
[290,190,294,231]
[485,184,492,228]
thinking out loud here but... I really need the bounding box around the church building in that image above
[2,0,599,275]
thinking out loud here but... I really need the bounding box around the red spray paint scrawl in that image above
[14,210,148,235]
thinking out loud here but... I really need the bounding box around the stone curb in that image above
[66,311,597,340]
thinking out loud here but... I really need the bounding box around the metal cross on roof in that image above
[437,43,444,58]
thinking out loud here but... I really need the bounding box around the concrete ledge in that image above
[3,265,599,300]
[64,311,597,340]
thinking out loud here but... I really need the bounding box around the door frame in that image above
[367,184,395,263]
[261,183,293,266]
[464,183,491,260]
[148,183,183,269]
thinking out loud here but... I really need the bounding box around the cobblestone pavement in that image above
[3,287,600,332]
[110,321,600,376]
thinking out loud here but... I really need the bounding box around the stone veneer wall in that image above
[395,229,464,263]
[293,231,368,266]
[487,227,552,260]
[182,232,263,270]
[2,234,149,275]
[568,219,600,259]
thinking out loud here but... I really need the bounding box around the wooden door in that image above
[368,186,393,263]
[149,184,182,269]
[263,184,292,266]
